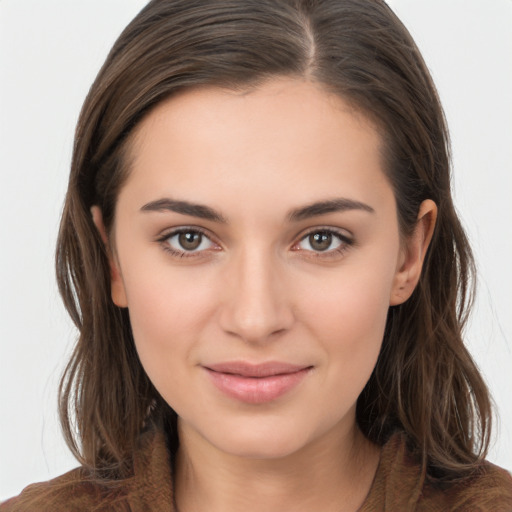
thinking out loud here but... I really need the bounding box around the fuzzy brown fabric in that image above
[359,435,512,511]
[2,423,511,511]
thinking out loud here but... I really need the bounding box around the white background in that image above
[1,0,511,500]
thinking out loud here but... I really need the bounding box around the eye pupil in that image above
[179,231,202,250]
[309,232,332,251]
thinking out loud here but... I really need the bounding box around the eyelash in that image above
[292,228,354,259]
[156,227,354,259]
[156,227,218,258]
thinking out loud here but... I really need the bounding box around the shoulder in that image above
[0,467,131,512]
[0,421,174,512]
[362,432,512,511]
[423,461,512,512]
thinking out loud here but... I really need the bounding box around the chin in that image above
[198,414,320,460]
[217,434,308,460]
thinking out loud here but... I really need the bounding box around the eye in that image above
[160,228,217,256]
[294,229,352,254]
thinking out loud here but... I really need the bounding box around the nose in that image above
[218,246,295,343]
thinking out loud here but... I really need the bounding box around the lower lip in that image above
[204,367,311,404]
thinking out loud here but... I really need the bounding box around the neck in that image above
[173,419,380,512]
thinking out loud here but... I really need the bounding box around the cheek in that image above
[119,261,218,386]
[301,255,394,339]
[298,256,396,392]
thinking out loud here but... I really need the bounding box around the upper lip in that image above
[204,361,311,378]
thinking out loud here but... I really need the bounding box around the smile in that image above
[202,362,313,404]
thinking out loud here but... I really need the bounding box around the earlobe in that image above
[390,199,437,306]
[90,206,128,308]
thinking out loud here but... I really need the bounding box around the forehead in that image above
[119,78,392,218]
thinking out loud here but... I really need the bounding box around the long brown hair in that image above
[56,0,491,484]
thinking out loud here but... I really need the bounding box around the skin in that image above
[93,78,436,512]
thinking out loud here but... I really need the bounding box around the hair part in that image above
[56,0,491,485]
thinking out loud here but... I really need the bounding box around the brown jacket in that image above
[2,424,512,511]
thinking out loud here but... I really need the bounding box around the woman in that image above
[2,0,511,510]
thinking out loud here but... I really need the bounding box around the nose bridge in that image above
[219,242,293,342]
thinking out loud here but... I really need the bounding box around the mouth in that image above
[202,361,313,404]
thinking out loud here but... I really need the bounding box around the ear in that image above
[90,206,128,308]
[390,199,437,306]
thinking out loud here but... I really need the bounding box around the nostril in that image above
[219,307,294,343]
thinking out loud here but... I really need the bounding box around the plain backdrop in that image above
[1,0,511,500]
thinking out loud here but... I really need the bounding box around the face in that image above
[102,78,431,460]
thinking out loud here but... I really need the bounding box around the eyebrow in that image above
[140,198,227,223]
[287,198,375,222]
[140,197,374,223]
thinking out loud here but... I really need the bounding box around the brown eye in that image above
[163,229,216,254]
[295,229,348,254]
[308,232,332,251]
[178,231,202,250]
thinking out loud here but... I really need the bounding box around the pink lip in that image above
[203,362,312,404]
